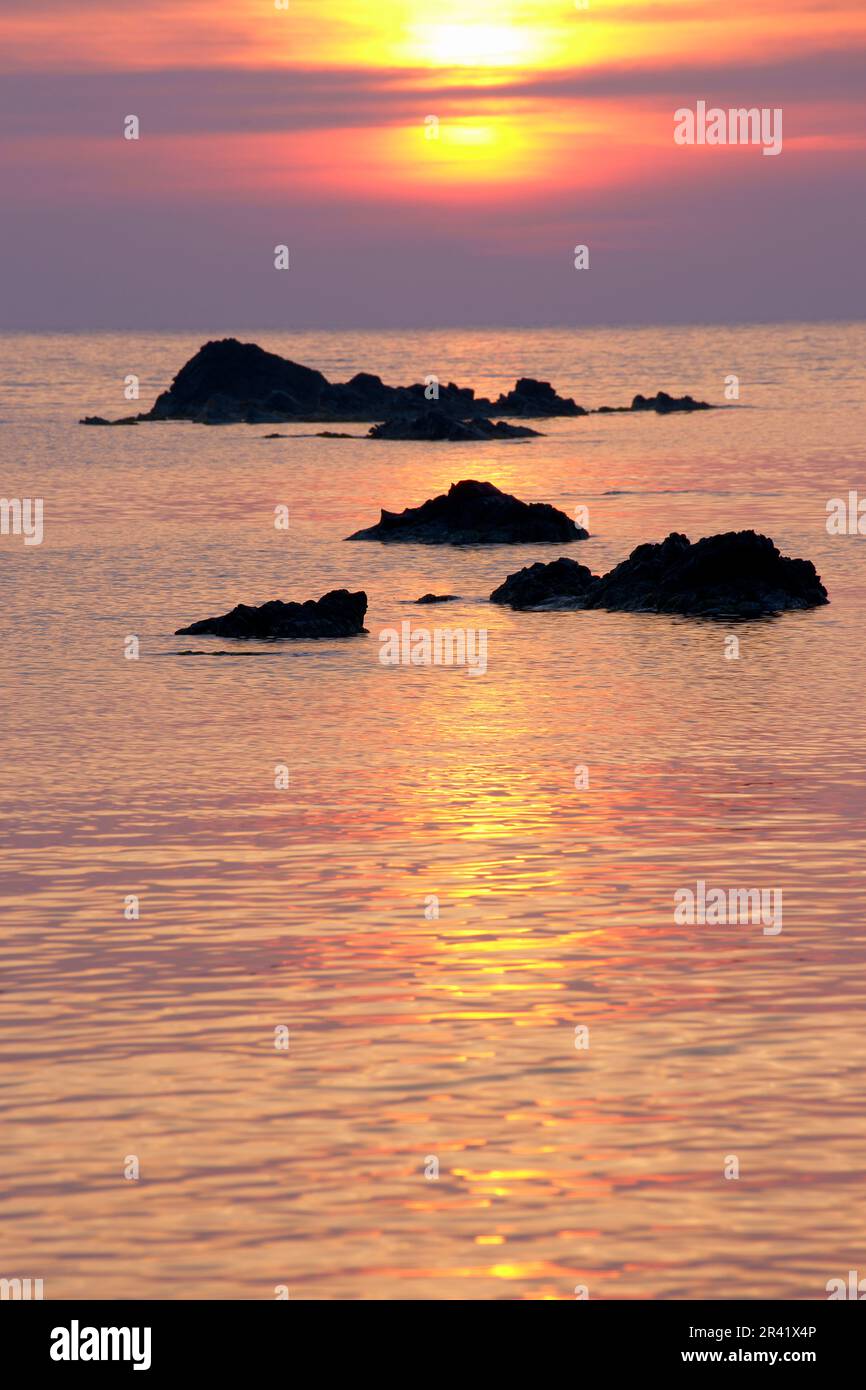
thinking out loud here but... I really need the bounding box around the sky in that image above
[1,0,865,329]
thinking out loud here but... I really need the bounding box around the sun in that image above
[412,21,540,68]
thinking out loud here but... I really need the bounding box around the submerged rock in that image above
[80,415,139,425]
[346,480,589,546]
[415,593,461,604]
[490,557,597,609]
[175,588,367,639]
[489,532,828,617]
[630,391,711,414]
[368,411,540,441]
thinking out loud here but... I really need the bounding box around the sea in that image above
[1,322,864,1299]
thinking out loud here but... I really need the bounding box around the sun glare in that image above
[413,21,539,68]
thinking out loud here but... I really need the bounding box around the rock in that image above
[415,593,461,604]
[91,338,587,424]
[630,391,711,413]
[490,557,598,609]
[489,532,828,618]
[345,480,589,546]
[80,415,139,425]
[368,411,541,441]
[492,378,587,417]
[175,588,367,639]
[584,531,827,616]
[81,339,717,425]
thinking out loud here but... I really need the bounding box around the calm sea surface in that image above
[1,323,865,1299]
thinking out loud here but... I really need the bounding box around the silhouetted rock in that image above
[415,593,461,604]
[346,480,589,546]
[368,411,541,441]
[81,339,718,425]
[87,339,591,424]
[585,531,827,615]
[630,392,711,413]
[175,589,367,639]
[492,378,587,417]
[80,415,139,425]
[490,557,598,609]
[490,531,827,618]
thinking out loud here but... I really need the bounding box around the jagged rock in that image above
[492,378,587,417]
[489,531,828,618]
[415,593,461,604]
[585,531,827,615]
[86,338,587,424]
[630,392,711,413]
[175,589,367,639]
[368,411,540,441]
[346,480,589,546]
[80,339,717,426]
[490,557,598,609]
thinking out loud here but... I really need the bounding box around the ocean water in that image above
[1,322,865,1300]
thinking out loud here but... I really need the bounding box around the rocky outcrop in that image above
[79,339,712,426]
[489,532,828,616]
[586,531,827,615]
[492,378,587,417]
[490,557,597,609]
[368,411,540,441]
[91,339,582,425]
[346,480,589,546]
[175,589,367,639]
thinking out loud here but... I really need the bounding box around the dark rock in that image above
[492,378,587,417]
[346,480,589,546]
[315,431,357,438]
[492,530,828,619]
[490,557,598,609]
[415,593,461,604]
[93,338,587,424]
[584,531,827,616]
[175,588,367,639]
[82,339,718,425]
[630,391,711,414]
[80,415,139,425]
[490,532,827,617]
[368,411,540,441]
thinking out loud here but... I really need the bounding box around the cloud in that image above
[0,46,864,138]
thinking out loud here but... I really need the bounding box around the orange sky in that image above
[1,0,864,325]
